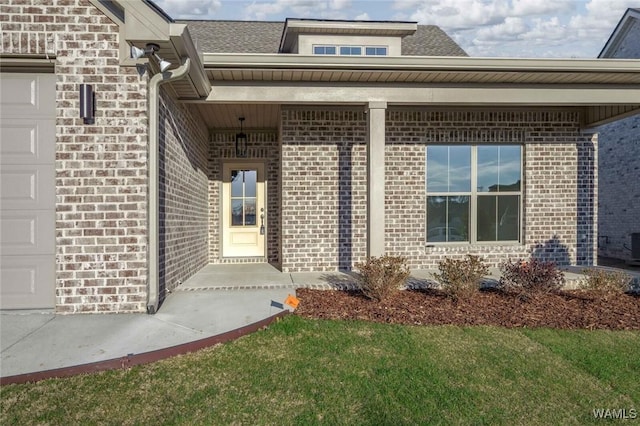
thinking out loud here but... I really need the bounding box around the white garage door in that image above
[1,73,56,309]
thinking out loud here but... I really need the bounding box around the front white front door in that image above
[222,162,266,257]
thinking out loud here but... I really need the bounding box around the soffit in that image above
[194,103,280,129]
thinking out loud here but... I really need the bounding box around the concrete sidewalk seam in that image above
[1,315,55,353]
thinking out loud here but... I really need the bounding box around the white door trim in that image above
[221,161,267,258]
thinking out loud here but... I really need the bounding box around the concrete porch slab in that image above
[176,263,607,292]
[290,271,359,289]
[177,263,293,290]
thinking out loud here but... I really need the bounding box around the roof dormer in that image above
[278,18,417,56]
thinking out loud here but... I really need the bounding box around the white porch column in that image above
[367,101,387,258]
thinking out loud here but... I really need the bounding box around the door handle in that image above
[260,208,265,235]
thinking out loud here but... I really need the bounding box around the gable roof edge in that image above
[598,8,640,58]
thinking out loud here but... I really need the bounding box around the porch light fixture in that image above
[79,83,95,124]
[236,117,248,157]
[130,43,172,72]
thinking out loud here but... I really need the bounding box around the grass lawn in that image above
[1,316,638,425]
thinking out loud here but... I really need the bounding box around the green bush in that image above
[580,268,632,297]
[499,258,565,299]
[432,255,489,301]
[355,255,410,302]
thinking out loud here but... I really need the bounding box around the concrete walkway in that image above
[1,287,295,382]
[2,262,638,383]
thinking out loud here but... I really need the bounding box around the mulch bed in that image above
[295,288,640,330]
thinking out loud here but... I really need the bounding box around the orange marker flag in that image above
[285,294,299,309]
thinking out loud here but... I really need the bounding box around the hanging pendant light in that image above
[236,116,247,157]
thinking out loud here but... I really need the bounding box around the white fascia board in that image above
[206,83,640,106]
[123,1,171,41]
[284,19,417,33]
[202,53,640,73]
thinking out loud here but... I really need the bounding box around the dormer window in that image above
[313,45,388,56]
[313,46,337,55]
[340,46,362,55]
[280,19,417,56]
[365,47,388,56]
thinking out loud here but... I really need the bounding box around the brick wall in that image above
[606,16,640,58]
[597,114,640,261]
[280,109,368,272]
[158,91,209,297]
[208,132,280,265]
[576,134,598,265]
[597,15,640,262]
[2,0,149,312]
[281,107,596,271]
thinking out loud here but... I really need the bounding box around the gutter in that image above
[147,57,191,314]
[201,53,640,74]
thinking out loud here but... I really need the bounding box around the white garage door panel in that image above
[0,118,56,164]
[0,256,55,309]
[0,165,55,210]
[1,211,55,255]
[0,74,56,117]
[1,72,55,310]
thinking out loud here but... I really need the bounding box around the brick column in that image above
[367,102,387,257]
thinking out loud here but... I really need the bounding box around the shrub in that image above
[432,255,489,301]
[355,255,410,302]
[499,258,565,299]
[580,268,632,297]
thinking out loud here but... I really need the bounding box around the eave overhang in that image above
[202,54,640,84]
[201,54,640,127]
[89,0,211,99]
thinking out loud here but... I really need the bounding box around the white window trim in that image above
[312,44,388,56]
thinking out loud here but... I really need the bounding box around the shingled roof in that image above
[402,25,467,56]
[179,20,468,57]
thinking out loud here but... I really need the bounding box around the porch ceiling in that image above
[194,103,280,129]
[191,102,640,131]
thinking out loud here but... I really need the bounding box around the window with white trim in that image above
[365,46,387,56]
[313,45,336,55]
[340,46,362,55]
[312,45,388,56]
[426,145,522,243]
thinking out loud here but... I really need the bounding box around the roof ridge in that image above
[176,19,284,23]
[178,19,442,27]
